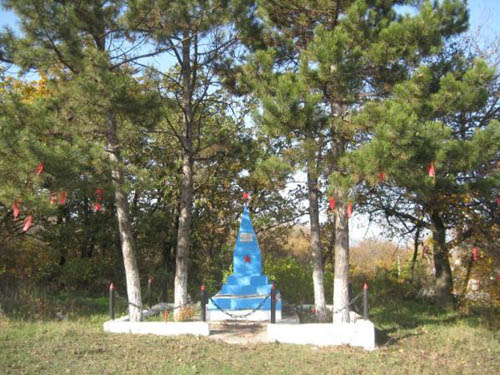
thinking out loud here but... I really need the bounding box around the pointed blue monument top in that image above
[207,204,281,319]
[234,206,262,276]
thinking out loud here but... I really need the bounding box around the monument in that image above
[207,205,282,321]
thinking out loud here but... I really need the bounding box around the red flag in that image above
[428,163,435,178]
[379,171,387,182]
[36,162,44,177]
[96,188,104,201]
[94,202,102,212]
[472,246,479,261]
[329,197,335,212]
[346,202,353,219]
[23,215,33,232]
[13,202,19,219]
[496,196,500,207]
[242,192,249,201]
[59,191,67,205]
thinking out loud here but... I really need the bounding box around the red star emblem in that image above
[244,255,251,263]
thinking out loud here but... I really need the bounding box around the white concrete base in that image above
[267,320,375,350]
[207,309,282,322]
[103,320,210,337]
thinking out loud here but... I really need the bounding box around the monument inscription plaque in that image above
[239,233,253,242]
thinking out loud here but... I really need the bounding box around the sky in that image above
[467,0,500,39]
[1,1,499,245]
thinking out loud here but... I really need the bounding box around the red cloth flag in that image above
[329,197,335,212]
[472,246,479,261]
[36,162,44,177]
[13,202,19,218]
[346,202,353,219]
[23,215,33,232]
[94,202,102,212]
[379,172,387,182]
[59,191,67,205]
[96,188,104,201]
[242,192,249,201]
[428,163,435,178]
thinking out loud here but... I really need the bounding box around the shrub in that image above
[264,255,313,305]
[175,306,196,321]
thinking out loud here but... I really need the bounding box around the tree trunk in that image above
[430,212,454,307]
[410,225,421,283]
[333,193,350,323]
[106,113,143,321]
[174,29,194,320]
[174,152,193,318]
[306,165,327,322]
[461,256,473,299]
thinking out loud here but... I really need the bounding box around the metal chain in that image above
[331,292,362,315]
[113,291,142,310]
[114,291,195,312]
[115,289,362,317]
[284,292,363,315]
[208,294,271,319]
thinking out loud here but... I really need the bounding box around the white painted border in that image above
[267,320,375,350]
[103,320,210,336]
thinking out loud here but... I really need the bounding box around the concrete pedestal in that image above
[103,320,210,336]
[267,320,376,350]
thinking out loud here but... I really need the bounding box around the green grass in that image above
[1,289,499,374]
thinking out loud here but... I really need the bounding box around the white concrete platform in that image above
[103,320,210,336]
[207,309,282,322]
[267,320,375,350]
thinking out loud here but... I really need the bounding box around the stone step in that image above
[225,275,269,286]
[208,296,275,310]
[219,284,271,295]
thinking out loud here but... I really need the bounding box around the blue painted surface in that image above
[208,206,281,313]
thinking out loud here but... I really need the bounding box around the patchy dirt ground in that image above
[207,315,300,344]
[208,321,268,344]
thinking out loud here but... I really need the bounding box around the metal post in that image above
[201,283,207,322]
[348,279,353,304]
[363,282,369,320]
[161,279,168,303]
[147,276,153,308]
[109,282,115,320]
[271,282,276,324]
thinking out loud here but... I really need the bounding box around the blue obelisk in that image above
[207,206,281,321]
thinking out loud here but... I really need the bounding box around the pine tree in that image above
[128,0,253,318]
[348,47,500,306]
[0,0,163,320]
[244,0,469,321]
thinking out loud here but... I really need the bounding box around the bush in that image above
[264,255,313,305]
[175,306,196,321]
